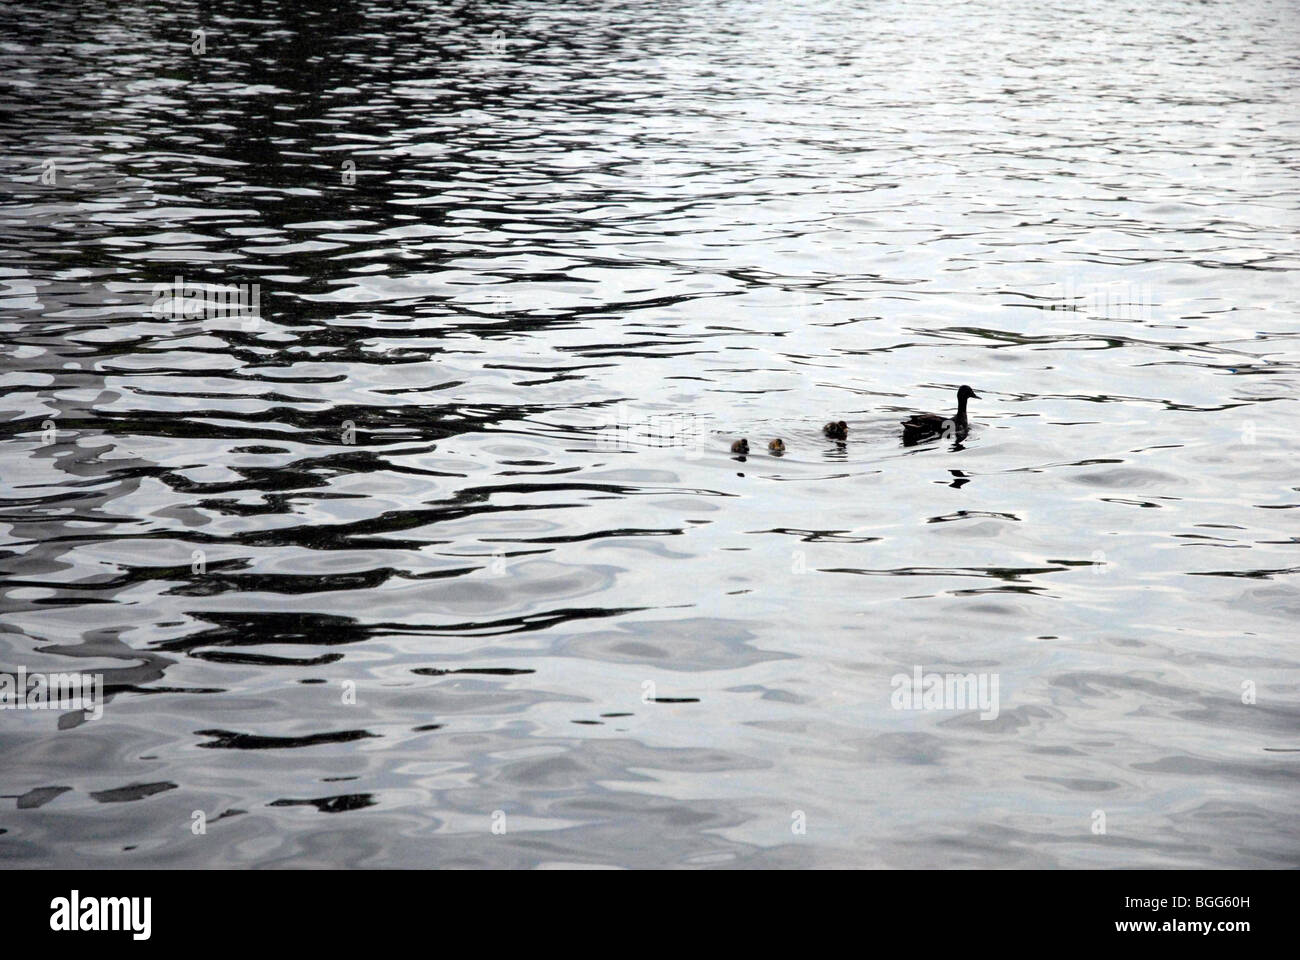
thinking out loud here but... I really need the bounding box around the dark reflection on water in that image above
[1,0,1299,867]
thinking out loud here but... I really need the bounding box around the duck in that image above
[901,385,979,446]
[767,438,785,454]
[823,420,848,441]
[730,439,749,454]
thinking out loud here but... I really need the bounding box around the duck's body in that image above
[767,438,785,454]
[901,385,979,446]
[823,420,848,441]
[730,439,749,455]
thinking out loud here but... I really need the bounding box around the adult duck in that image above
[901,385,979,446]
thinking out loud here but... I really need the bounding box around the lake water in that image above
[1,0,1298,868]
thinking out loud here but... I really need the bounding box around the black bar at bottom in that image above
[1,868,1282,946]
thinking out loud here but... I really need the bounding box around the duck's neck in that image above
[955,395,969,421]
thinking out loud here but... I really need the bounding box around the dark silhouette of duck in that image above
[823,420,848,441]
[901,385,979,446]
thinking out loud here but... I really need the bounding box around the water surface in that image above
[2,0,1298,868]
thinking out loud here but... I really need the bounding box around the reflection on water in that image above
[1,0,1298,868]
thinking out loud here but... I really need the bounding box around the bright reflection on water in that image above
[1,0,1298,867]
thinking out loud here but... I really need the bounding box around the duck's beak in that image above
[969,391,980,399]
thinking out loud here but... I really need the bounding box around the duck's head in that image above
[957,385,979,402]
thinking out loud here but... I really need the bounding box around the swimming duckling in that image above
[823,420,848,441]
[768,438,785,454]
[901,385,979,446]
[730,439,749,454]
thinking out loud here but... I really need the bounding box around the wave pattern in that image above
[1,0,1298,867]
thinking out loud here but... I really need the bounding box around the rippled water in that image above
[2,0,1298,868]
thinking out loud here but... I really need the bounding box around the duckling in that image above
[901,385,979,446]
[730,439,749,454]
[823,420,848,441]
[767,438,785,454]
